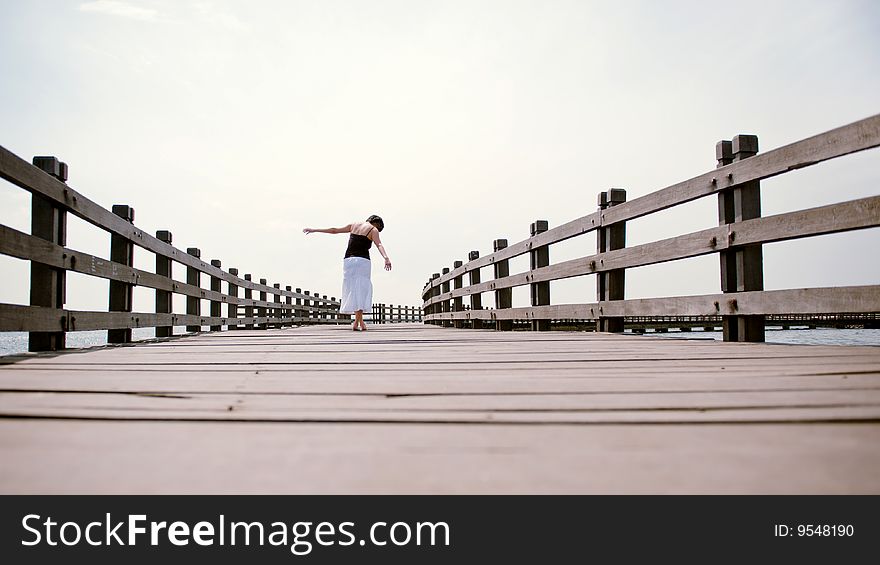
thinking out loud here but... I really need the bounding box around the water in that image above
[641,327,880,346]
[0,326,877,356]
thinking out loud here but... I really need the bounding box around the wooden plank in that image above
[602,113,880,225]
[0,420,877,493]
[0,303,65,332]
[423,196,880,307]
[425,114,880,290]
[424,285,880,321]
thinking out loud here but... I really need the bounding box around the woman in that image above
[303,215,392,331]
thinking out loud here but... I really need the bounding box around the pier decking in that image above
[1,324,878,494]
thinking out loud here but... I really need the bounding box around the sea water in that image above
[0,326,877,357]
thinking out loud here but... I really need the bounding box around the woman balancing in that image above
[303,215,392,331]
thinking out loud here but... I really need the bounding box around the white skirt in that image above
[340,257,373,314]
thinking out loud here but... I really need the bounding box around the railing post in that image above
[244,274,254,330]
[285,286,293,326]
[441,267,451,327]
[717,140,737,341]
[108,205,135,343]
[186,248,202,333]
[597,189,626,333]
[493,239,512,331]
[273,283,282,328]
[430,273,440,325]
[468,251,483,329]
[322,295,329,322]
[155,231,173,337]
[29,156,68,351]
[209,260,222,332]
[728,134,765,342]
[258,278,268,330]
[228,268,240,330]
[452,261,464,329]
[295,288,303,324]
[530,220,550,331]
[304,291,312,324]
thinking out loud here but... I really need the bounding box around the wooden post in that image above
[597,189,626,333]
[186,248,201,333]
[430,273,440,325]
[209,260,222,332]
[228,268,239,330]
[258,279,268,330]
[155,231,173,337]
[493,239,512,331]
[304,291,312,325]
[285,286,293,326]
[468,251,483,329]
[452,261,464,328]
[29,156,68,351]
[295,288,303,324]
[108,205,135,343]
[530,220,550,331]
[441,267,451,327]
[273,283,282,328]
[717,139,737,341]
[732,135,765,341]
[243,274,254,329]
[322,295,329,321]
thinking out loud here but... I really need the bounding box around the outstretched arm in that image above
[303,224,352,235]
[370,229,392,271]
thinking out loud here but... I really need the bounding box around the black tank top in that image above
[344,233,372,260]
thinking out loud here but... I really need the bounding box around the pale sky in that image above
[1,0,878,317]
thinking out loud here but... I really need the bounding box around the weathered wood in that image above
[227,268,240,330]
[425,114,880,291]
[493,239,512,331]
[0,325,878,494]
[155,230,174,337]
[285,286,293,327]
[530,220,550,331]
[467,251,483,329]
[441,268,451,327]
[270,283,279,328]
[602,113,880,225]
[28,156,67,351]
[210,260,223,332]
[258,279,268,330]
[185,248,201,333]
[422,196,880,309]
[425,285,880,322]
[243,275,254,330]
[728,134,765,342]
[453,261,464,329]
[597,190,626,333]
[717,139,737,338]
[108,205,135,343]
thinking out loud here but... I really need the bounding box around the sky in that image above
[0,0,878,317]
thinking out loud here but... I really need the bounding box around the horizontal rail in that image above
[422,113,880,341]
[0,303,340,333]
[426,113,880,291]
[423,286,880,322]
[423,195,880,307]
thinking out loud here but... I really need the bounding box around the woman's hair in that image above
[366,215,384,232]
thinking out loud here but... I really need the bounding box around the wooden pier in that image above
[1,115,879,494]
[1,323,879,493]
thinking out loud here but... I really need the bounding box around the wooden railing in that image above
[421,114,880,341]
[369,303,423,324]
[0,146,418,351]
